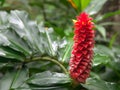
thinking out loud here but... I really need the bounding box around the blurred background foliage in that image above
[0,0,120,90]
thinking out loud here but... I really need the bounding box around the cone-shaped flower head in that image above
[69,12,95,83]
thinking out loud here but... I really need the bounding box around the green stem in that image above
[62,42,72,62]
[45,30,55,56]
[25,56,68,74]
[9,66,22,89]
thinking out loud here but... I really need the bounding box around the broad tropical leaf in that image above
[85,0,107,15]
[82,78,120,90]
[0,10,64,63]
[0,69,28,90]
[26,71,71,86]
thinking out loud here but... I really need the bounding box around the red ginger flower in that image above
[69,12,95,83]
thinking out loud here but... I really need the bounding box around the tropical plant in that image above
[0,0,120,90]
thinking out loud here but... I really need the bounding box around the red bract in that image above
[69,12,95,83]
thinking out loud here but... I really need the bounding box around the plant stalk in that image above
[25,56,68,74]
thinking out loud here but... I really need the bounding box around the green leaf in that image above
[94,45,114,58]
[108,47,120,73]
[0,11,32,57]
[90,72,101,80]
[0,33,26,61]
[17,86,68,90]
[81,0,91,11]
[82,78,120,90]
[9,10,46,54]
[0,62,8,68]
[95,10,120,22]
[0,47,25,61]
[95,25,106,39]
[73,0,91,12]
[26,71,71,86]
[0,31,26,61]
[0,69,28,90]
[0,0,5,6]
[0,72,13,90]
[110,61,120,73]
[0,11,9,29]
[45,28,55,56]
[10,69,29,89]
[8,10,56,56]
[93,45,113,66]
[93,54,110,67]
[85,0,107,15]
[99,22,120,26]
[0,10,66,62]
[109,33,118,48]
[0,33,10,46]
[4,29,32,56]
[61,42,72,62]
[9,10,39,50]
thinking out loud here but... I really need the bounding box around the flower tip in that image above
[72,19,77,24]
